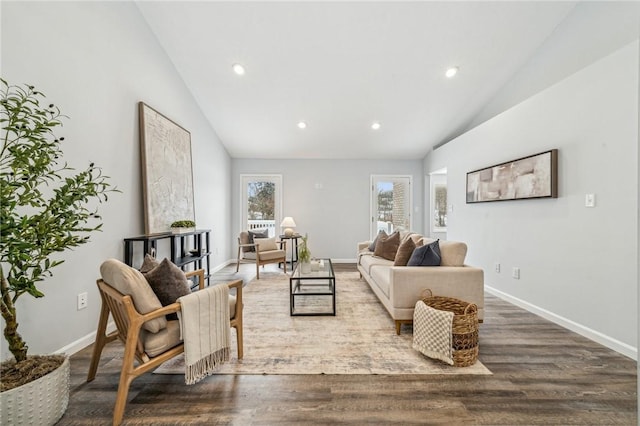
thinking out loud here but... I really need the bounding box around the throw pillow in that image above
[368,230,387,252]
[393,236,416,266]
[374,231,401,261]
[247,229,269,252]
[143,258,191,320]
[139,253,159,274]
[254,237,278,252]
[407,239,441,267]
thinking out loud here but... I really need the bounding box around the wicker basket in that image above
[421,290,479,367]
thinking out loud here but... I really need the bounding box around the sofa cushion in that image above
[143,258,192,321]
[360,253,393,275]
[368,230,387,251]
[371,265,391,298]
[408,239,441,266]
[374,231,400,261]
[394,236,416,266]
[100,258,167,333]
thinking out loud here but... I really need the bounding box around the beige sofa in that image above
[357,233,484,334]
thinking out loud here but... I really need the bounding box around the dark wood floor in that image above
[61,264,637,425]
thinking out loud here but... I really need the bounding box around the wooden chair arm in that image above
[185,269,205,290]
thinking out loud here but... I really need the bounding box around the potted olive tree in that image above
[0,79,116,424]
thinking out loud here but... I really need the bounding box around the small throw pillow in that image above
[368,230,387,252]
[374,231,401,261]
[254,237,278,252]
[139,253,159,274]
[247,229,269,252]
[394,236,416,266]
[143,258,191,320]
[407,239,441,267]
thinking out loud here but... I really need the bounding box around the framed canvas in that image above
[466,149,558,203]
[139,102,195,234]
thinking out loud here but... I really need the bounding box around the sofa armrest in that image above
[357,241,372,252]
[388,265,484,313]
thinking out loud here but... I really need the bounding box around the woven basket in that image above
[421,290,479,367]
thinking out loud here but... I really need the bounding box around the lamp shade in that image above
[280,217,297,236]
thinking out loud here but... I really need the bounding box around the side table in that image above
[279,234,301,268]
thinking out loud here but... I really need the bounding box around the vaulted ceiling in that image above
[136,2,636,160]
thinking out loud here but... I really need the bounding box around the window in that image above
[370,175,412,238]
[240,175,282,237]
[430,171,447,233]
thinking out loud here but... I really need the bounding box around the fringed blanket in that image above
[412,300,454,365]
[177,284,230,384]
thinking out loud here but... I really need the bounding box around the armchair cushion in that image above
[254,237,278,251]
[99,259,167,333]
[257,249,286,261]
[143,258,191,320]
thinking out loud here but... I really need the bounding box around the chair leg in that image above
[87,297,111,382]
[235,324,243,359]
[256,261,260,279]
[113,328,141,426]
[236,247,241,272]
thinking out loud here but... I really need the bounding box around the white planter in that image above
[171,227,195,234]
[0,356,70,425]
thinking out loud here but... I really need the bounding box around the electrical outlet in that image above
[495,263,500,273]
[585,193,596,207]
[77,292,88,310]
[512,267,520,279]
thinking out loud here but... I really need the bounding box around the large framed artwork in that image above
[139,102,195,234]
[466,149,558,203]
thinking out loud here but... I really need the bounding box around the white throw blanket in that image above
[412,300,454,365]
[177,285,230,385]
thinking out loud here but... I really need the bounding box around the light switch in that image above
[585,193,595,208]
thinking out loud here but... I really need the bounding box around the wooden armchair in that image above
[87,259,243,425]
[236,231,287,279]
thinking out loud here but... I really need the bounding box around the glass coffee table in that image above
[289,258,336,316]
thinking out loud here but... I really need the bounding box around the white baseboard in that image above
[54,322,117,357]
[486,286,637,360]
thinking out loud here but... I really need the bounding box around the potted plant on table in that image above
[170,219,196,234]
[298,233,311,273]
[0,79,116,425]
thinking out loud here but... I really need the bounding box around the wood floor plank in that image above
[60,263,636,425]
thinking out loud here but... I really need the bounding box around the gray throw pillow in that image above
[143,258,191,320]
[247,229,269,252]
[407,239,441,266]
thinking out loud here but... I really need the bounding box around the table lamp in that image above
[280,217,297,237]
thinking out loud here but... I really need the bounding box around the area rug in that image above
[154,270,491,375]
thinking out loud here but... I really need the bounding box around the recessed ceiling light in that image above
[232,63,245,75]
[445,66,459,78]
[297,121,307,129]
[371,122,381,130]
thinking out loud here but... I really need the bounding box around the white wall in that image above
[1,2,231,360]
[231,159,424,261]
[425,41,639,357]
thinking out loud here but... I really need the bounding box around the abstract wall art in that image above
[139,102,195,234]
[466,149,558,203]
